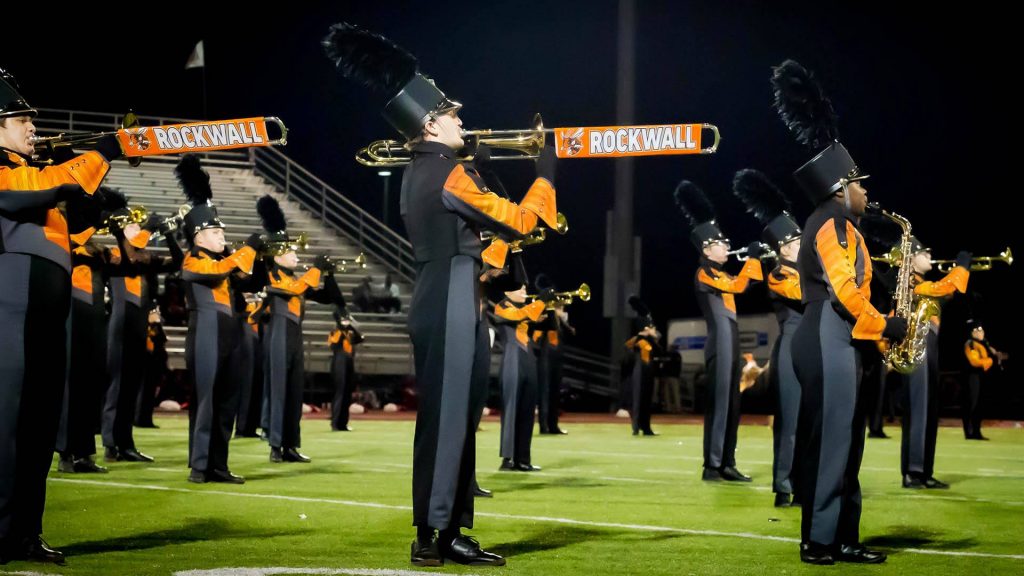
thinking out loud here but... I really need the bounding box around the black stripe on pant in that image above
[186,310,241,472]
[264,316,304,449]
[0,254,69,540]
[58,298,106,458]
[901,330,940,477]
[703,317,740,468]
[793,300,866,547]
[102,303,146,450]
[499,341,537,464]
[330,349,355,430]
[772,315,801,495]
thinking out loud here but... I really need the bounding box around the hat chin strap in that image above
[839,181,853,212]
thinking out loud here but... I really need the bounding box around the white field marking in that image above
[0,571,53,575]
[174,568,486,576]
[50,478,1024,561]
[151,467,186,473]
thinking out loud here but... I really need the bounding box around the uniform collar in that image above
[1,147,29,166]
[411,141,457,159]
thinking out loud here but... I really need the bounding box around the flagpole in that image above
[202,63,208,119]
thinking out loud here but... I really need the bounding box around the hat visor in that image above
[435,98,462,114]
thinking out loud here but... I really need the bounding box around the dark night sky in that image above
[3,2,1019,365]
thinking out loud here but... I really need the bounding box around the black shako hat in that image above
[0,68,37,118]
[731,168,802,250]
[674,180,727,250]
[175,154,223,243]
[771,59,869,204]
[323,22,461,141]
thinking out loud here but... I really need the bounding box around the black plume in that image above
[858,212,903,252]
[257,195,287,234]
[101,187,128,211]
[732,169,791,225]
[175,154,212,205]
[628,294,650,318]
[673,180,716,226]
[534,273,555,292]
[771,59,839,150]
[322,22,418,95]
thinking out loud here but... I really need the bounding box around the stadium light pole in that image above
[378,170,392,228]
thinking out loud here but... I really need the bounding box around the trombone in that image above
[358,114,548,167]
[32,112,144,166]
[934,247,1013,272]
[356,114,722,167]
[528,283,591,308]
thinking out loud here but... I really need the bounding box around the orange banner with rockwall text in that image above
[554,123,708,159]
[117,117,275,157]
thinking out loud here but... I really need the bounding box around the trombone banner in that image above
[116,117,286,157]
[553,123,717,158]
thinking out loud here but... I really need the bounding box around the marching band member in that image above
[899,237,970,489]
[732,169,803,506]
[492,260,548,471]
[963,320,1006,440]
[1,68,120,565]
[101,191,183,464]
[258,195,341,464]
[772,59,905,565]
[176,155,259,483]
[329,307,363,432]
[675,179,762,482]
[625,295,660,436]
[533,274,572,435]
[324,22,558,567]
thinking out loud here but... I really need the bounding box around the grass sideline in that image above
[6,416,1022,575]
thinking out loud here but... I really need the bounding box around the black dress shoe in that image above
[104,446,119,462]
[3,537,66,565]
[836,544,887,564]
[472,485,493,498]
[514,462,541,472]
[72,457,108,473]
[260,430,270,442]
[923,476,949,489]
[57,455,76,473]
[774,493,793,507]
[902,474,924,488]
[208,469,245,484]
[235,431,260,438]
[800,542,834,565]
[701,467,723,481]
[270,447,284,463]
[719,466,752,482]
[867,430,889,439]
[332,425,354,431]
[440,535,506,566]
[120,448,154,463]
[499,458,516,471]
[188,469,208,483]
[632,429,640,436]
[642,429,659,436]
[555,428,568,435]
[283,447,311,463]
[410,537,443,567]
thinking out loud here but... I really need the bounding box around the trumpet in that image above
[726,242,776,260]
[96,206,148,235]
[150,205,191,241]
[329,252,367,273]
[509,213,569,253]
[263,232,308,256]
[232,232,309,256]
[934,247,1013,272]
[870,247,903,267]
[356,114,722,167]
[528,283,591,308]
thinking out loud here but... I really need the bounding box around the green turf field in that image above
[6,416,1022,575]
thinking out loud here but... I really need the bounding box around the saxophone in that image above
[869,203,936,374]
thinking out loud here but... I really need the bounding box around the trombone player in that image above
[324,22,558,567]
[1,68,122,566]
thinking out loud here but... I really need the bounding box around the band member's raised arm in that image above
[965,341,993,371]
[768,267,802,300]
[697,258,763,293]
[182,246,256,283]
[443,162,557,239]
[914,266,969,297]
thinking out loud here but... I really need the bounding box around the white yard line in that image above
[50,478,1024,561]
